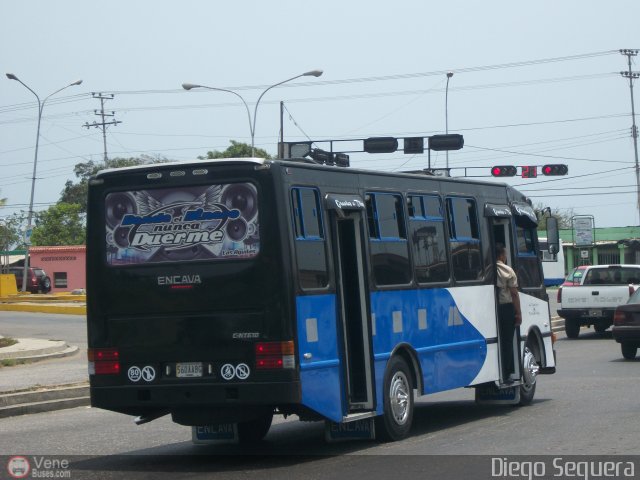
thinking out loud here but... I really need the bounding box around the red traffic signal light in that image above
[542,164,568,176]
[491,165,517,177]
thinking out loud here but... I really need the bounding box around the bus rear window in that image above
[104,183,259,265]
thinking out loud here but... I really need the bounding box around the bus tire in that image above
[519,345,539,406]
[565,318,580,339]
[237,412,273,443]
[376,356,414,442]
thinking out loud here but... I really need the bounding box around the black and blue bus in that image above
[86,157,557,442]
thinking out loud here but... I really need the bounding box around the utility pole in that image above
[83,92,121,162]
[620,49,640,223]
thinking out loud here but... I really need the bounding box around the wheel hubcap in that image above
[522,347,539,391]
[389,371,410,425]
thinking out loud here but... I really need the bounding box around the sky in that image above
[1,0,640,230]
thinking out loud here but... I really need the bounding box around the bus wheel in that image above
[237,412,273,443]
[564,319,580,339]
[376,356,414,442]
[519,345,539,406]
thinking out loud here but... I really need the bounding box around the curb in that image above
[0,383,89,419]
[0,337,80,363]
[0,303,85,315]
[1,344,80,363]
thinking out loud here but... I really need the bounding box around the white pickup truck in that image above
[557,264,640,338]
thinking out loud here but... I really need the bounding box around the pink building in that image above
[30,245,86,293]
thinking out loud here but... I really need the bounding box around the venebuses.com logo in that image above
[5,455,71,478]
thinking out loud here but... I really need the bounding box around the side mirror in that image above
[546,216,560,257]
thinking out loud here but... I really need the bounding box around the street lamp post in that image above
[5,73,83,293]
[182,70,323,157]
[445,71,454,169]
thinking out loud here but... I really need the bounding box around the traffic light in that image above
[542,164,568,176]
[521,166,537,178]
[428,134,464,151]
[403,137,424,154]
[363,137,398,154]
[491,165,517,177]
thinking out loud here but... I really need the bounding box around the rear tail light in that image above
[557,287,562,304]
[613,310,629,326]
[630,285,636,297]
[255,341,295,370]
[88,348,120,375]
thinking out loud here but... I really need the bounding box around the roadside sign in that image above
[24,226,33,246]
[573,216,594,247]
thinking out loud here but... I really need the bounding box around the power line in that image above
[0,50,621,116]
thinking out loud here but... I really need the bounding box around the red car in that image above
[561,265,588,286]
[612,288,640,359]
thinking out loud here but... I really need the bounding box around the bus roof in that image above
[94,157,268,178]
[92,157,528,203]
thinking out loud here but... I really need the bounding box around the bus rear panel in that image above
[86,160,299,426]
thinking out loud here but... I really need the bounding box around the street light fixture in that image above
[182,69,323,156]
[445,71,454,169]
[5,73,83,293]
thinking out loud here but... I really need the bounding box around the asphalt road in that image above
[0,311,87,347]
[0,311,87,391]
[0,327,638,479]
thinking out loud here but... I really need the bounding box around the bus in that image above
[539,237,565,287]
[86,157,557,442]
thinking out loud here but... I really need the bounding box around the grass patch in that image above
[0,358,27,368]
[0,337,18,348]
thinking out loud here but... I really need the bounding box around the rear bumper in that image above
[557,308,615,322]
[612,326,640,344]
[91,381,301,417]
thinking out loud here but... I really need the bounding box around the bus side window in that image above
[291,187,328,290]
[366,193,411,286]
[446,197,482,282]
[408,194,449,284]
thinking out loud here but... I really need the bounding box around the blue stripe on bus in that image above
[369,288,486,404]
[296,288,488,421]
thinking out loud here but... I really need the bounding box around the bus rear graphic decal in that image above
[105,183,259,265]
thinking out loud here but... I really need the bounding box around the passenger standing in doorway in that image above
[496,243,522,383]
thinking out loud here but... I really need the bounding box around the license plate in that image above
[176,362,203,378]
[589,309,602,317]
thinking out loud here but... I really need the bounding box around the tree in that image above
[31,203,86,246]
[0,213,23,250]
[198,140,272,160]
[60,155,167,212]
[535,203,574,231]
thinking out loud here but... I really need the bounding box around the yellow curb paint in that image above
[0,304,86,315]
